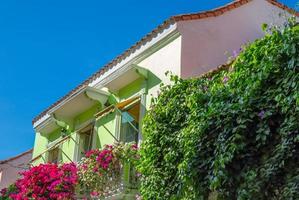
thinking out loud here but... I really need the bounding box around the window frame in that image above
[74,122,95,162]
[118,100,141,143]
[47,146,61,164]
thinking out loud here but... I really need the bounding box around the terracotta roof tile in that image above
[32,0,298,125]
[235,1,242,8]
[215,10,224,16]
[267,0,299,16]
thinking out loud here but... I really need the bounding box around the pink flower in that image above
[82,164,88,170]
[0,188,7,196]
[232,50,239,58]
[85,149,100,158]
[93,167,98,172]
[131,143,138,150]
[136,194,142,200]
[11,163,77,200]
[90,191,100,197]
[223,76,229,84]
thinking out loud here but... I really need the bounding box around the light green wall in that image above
[32,103,115,164]
[95,112,116,148]
[32,70,162,165]
[32,132,48,164]
[48,129,61,142]
[32,105,98,165]
[118,70,162,109]
[73,104,101,129]
[118,78,143,100]
[60,133,76,163]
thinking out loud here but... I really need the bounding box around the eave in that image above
[33,87,110,132]
[32,0,298,127]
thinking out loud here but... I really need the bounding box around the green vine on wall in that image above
[139,18,299,200]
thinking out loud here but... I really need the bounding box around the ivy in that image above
[139,18,299,200]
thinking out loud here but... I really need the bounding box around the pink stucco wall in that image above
[0,150,32,189]
[178,0,293,78]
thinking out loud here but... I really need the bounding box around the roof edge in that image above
[267,0,299,17]
[171,0,298,21]
[32,0,298,125]
[0,149,33,164]
[171,0,253,22]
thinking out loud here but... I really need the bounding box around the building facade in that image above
[0,150,32,190]
[31,0,296,166]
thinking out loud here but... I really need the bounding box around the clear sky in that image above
[0,0,297,160]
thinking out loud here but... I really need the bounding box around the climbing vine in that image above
[139,18,299,200]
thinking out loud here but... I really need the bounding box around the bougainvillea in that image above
[8,163,77,200]
[77,142,140,199]
[0,184,18,200]
[139,19,299,199]
[0,143,140,200]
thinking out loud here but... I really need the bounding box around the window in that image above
[120,101,140,143]
[48,147,60,163]
[77,125,94,161]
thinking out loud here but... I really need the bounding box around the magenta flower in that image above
[0,188,7,195]
[93,167,98,172]
[11,163,77,200]
[90,191,100,197]
[131,143,138,150]
[77,143,140,198]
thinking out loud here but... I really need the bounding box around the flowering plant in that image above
[77,142,140,199]
[10,163,77,200]
[0,143,140,200]
[0,184,18,200]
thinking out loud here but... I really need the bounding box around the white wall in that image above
[178,0,292,78]
[138,36,182,106]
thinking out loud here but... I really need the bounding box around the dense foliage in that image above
[77,143,140,199]
[139,20,299,199]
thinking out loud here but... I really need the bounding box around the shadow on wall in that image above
[147,69,162,92]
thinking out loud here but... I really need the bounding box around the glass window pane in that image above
[48,147,59,163]
[120,102,140,143]
[78,127,93,160]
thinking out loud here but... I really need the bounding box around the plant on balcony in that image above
[7,163,77,200]
[77,142,140,199]
[139,18,299,199]
[0,143,140,200]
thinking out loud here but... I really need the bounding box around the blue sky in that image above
[0,0,297,160]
